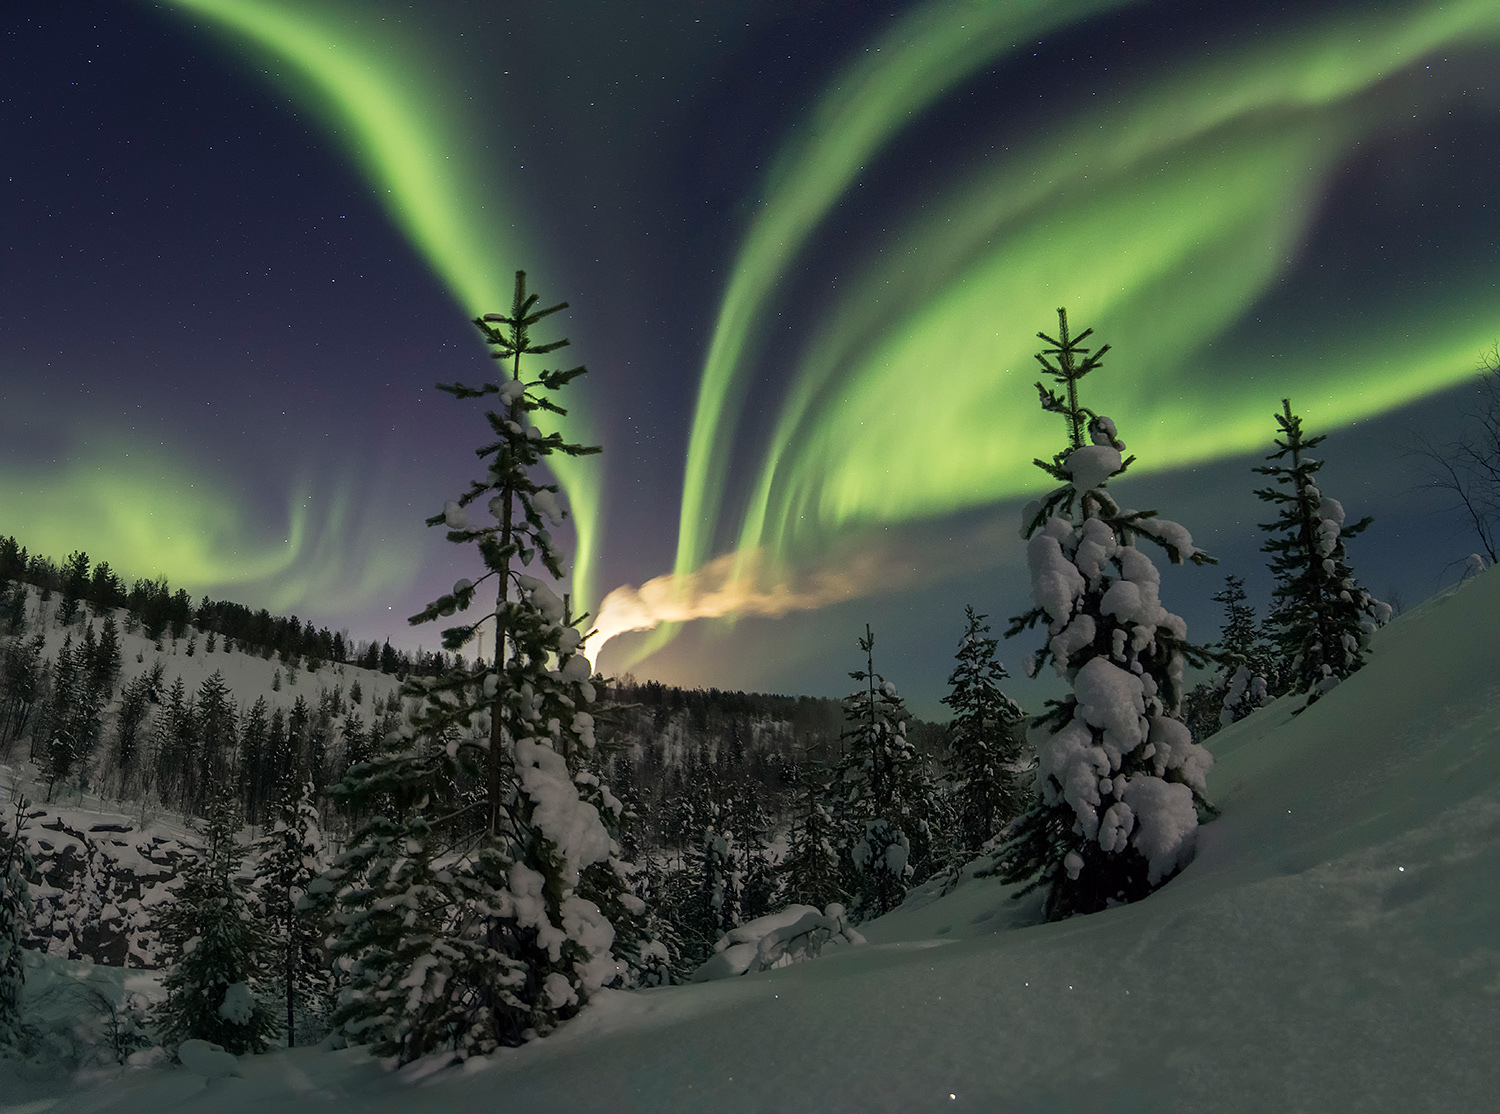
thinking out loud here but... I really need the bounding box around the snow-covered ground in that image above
[4,567,1498,1112]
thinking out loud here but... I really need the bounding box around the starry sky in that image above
[3,0,1497,717]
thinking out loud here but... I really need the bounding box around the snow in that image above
[442,501,473,531]
[1071,657,1148,764]
[512,740,611,889]
[1119,775,1198,883]
[1026,516,1084,628]
[531,489,565,525]
[516,577,566,624]
[1063,444,1122,491]
[217,982,254,1026]
[7,569,1500,1111]
[177,1038,242,1079]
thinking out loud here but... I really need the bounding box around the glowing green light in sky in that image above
[0,430,413,609]
[668,0,1500,612]
[164,0,603,610]
[675,0,1139,587]
[736,0,1500,562]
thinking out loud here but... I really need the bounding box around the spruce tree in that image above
[156,787,279,1054]
[0,634,44,757]
[111,673,153,796]
[323,271,623,1062]
[0,793,33,1051]
[239,696,271,824]
[1210,575,1277,726]
[782,765,843,909]
[998,308,1216,921]
[37,634,102,800]
[194,671,238,815]
[92,613,122,700]
[252,777,328,1047]
[942,606,1027,862]
[1254,399,1390,707]
[834,626,941,919]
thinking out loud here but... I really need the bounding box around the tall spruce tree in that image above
[111,672,153,796]
[0,634,44,757]
[252,777,328,1047]
[323,272,623,1063]
[1254,399,1390,707]
[943,606,1027,863]
[0,793,33,1051]
[997,308,1216,921]
[835,626,941,919]
[156,787,279,1054]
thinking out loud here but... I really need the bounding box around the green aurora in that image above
[160,0,604,611]
[0,428,412,612]
[661,0,1500,643]
[11,0,1494,653]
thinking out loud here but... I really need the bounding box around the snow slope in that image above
[7,569,1500,1113]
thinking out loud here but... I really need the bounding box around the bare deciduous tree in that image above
[1409,346,1500,565]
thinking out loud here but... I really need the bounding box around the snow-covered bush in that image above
[688,903,865,982]
[998,309,1216,921]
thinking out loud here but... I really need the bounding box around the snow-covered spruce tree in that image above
[1211,575,1277,726]
[0,633,44,758]
[942,606,1028,863]
[156,786,279,1054]
[1,793,34,1051]
[36,633,103,800]
[252,776,329,1047]
[835,625,942,919]
[782,765,844,909]
[323,271,623,1063]
[1254,399,1390,708]
[997,308,1217,922]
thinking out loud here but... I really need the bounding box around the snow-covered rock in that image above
[176,1038,242,1079]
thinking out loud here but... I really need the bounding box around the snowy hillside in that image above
[2,567,1496,1111]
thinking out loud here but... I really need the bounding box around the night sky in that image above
[3,0,1497,717]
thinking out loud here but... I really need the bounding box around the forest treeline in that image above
[0,535,453,679]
